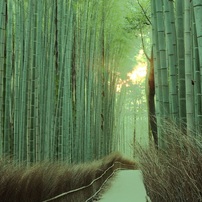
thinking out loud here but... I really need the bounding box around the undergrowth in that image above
[136,122,202,202]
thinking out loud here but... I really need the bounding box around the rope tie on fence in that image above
[42,162,134,202]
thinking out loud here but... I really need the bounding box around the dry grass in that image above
[0,152,136,202]
[136,122,202,202]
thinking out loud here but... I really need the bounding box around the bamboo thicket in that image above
[151,0,202,147]
[0,0,128,164]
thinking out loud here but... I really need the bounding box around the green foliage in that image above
[124,0,151,35]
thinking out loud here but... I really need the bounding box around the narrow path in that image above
[99,170,150,202]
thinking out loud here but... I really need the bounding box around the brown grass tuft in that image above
[136,122,202,201]
[0,152,136,202]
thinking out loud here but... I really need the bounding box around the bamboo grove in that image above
[150,0,202,147]
[0,0,131,164]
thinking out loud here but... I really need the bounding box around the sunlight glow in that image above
[116,49,147,92]
[127,62,147,84]
[116,78,129,92]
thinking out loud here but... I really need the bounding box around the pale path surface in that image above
[99,170,149,202]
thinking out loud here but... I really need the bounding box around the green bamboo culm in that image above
[0,0,6,158]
